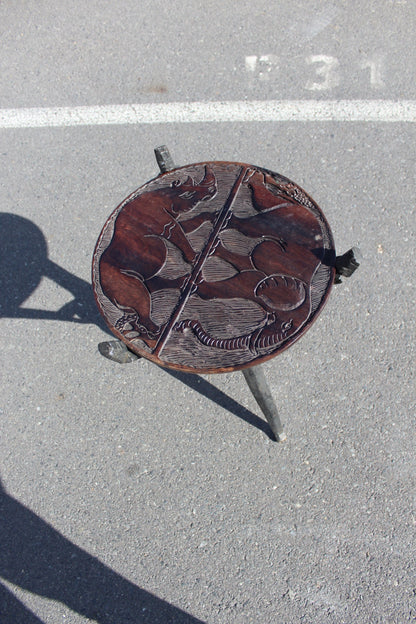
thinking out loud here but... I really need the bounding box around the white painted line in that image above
[0,100,415,128]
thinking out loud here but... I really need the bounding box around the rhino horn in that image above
[200,166,216,187]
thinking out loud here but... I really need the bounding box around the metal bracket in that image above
[335,247,362,283]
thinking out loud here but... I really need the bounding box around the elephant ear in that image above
[255,274,306,312]
[199,166,216,189]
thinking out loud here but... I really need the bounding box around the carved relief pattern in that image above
[92,162,335,372]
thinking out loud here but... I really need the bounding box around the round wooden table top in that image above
[92,162,336,373]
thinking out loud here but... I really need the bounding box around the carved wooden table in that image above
[93,148,358,441]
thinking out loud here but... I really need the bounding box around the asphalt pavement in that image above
[1,1,415,623]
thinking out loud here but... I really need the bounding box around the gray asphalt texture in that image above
[1,1,415,623]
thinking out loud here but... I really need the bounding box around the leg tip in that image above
[98,340,140,364]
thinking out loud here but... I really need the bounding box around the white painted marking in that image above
[360,55,386,90]
[245,56,258,72]
[301,7,338,40]
[305,55,340,91]
[257,55,279,81]
[0,100,415,128]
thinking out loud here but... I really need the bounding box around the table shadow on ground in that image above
[165,368,275,440]
[0,478,205,624]
[0,212,110,333]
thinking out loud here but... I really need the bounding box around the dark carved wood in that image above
[92,162,336,373]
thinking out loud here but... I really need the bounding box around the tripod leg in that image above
[98,340,140,364]
[154,145,175,173]
[242,366,286,442]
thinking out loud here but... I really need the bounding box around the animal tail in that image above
[175,319,251,351]
[175,317,292,353]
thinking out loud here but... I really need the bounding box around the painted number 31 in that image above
[245,54,385,90]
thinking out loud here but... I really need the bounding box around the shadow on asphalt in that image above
[0,478,205,624]
[0,582,44,624]
[0,212,110,333]
[165,368,275,440]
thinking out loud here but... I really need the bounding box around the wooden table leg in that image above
[242,366,286,442]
